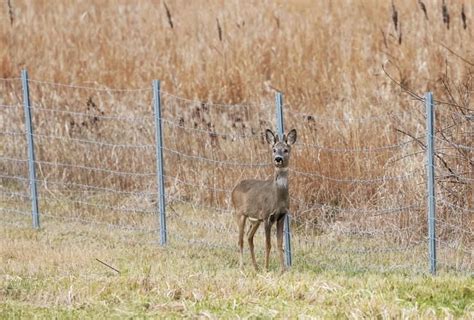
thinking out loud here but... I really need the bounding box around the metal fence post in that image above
[153,80,167,245]
[275,91,292,267]
[425,92,437,275]
[21,69,40,229]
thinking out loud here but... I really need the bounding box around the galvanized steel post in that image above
[425,92,437,275]
[21,69,40,229]
[275,92,293,267]
[153,80,167,245]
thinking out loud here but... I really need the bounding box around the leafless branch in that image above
[438,43,474,67]
[394,128,460,182]
[381,63,424,102]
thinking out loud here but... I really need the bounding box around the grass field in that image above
[1,202,473,319]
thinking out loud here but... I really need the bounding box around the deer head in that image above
[265,128,297,169]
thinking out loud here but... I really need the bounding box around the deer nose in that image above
[275,156,283,163]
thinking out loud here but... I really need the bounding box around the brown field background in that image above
[0,0,472,258]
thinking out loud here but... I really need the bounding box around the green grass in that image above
[1,211,473,319]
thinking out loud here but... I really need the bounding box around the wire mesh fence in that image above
[0,72,472,275]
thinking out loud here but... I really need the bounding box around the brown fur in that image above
[231,128,297,272]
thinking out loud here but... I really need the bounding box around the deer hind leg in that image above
[276,214,286,273]
[237,214,247,269]
[264,220,272,271]
[247,220,261,271]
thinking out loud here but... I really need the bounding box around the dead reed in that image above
[0,0,472,243]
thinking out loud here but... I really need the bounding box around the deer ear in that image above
[287,129,297,145]
[265,129,276,145]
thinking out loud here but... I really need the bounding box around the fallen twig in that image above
[96,258,121,274]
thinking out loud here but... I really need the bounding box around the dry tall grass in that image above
[1,1,472,250]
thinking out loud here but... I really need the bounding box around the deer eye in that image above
[284,149,288,153]
[273,148,276,153]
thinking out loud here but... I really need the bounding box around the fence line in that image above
[34,159,156,177]
[166,175,233,193]
[30,105,153,124]
[289,168,422,184]
[437,199,474,213]
[0,74,469,115]
[162,118,262,140]
[434,137,474,151]
[0,190,30,199]
[0,77,21,81]
[285,109,402,123]
[28,78,151,92]
[1,73,472,275]
[1,104,22,109]
[37,194,156,215]
[433,219,474,236]
[167,195,232,214]
[163,147,271,168]
[16,177,156,197]
[0,174,28,182]
[294,203,423,216]
[297,237,426,254]
[40,210,157,234]
[32,132,155,149]
[0,207,31,216]
[435,171,474,182]
[0,156,29,164]
[0,130,25,137]
[294,139,420,153]
[161,90,270,109]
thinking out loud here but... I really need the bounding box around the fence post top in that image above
[21,69,29,81]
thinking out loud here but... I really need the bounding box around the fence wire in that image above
[0,77,472,275]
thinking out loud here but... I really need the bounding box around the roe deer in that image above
[231,128,297,272]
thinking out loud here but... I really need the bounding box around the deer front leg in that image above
[276,214,286,273]
[264,220,272,271]
[237,214,247,269]
[247,221,261,271]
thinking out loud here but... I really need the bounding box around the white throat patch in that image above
[276,174,288,189]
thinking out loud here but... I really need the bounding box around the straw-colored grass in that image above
[1,202,473,318]
[1,0,471,228]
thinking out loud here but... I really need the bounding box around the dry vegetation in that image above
[0,0,473,317]
[1,207,473,318]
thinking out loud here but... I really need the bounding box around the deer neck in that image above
[274,167,289,194]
